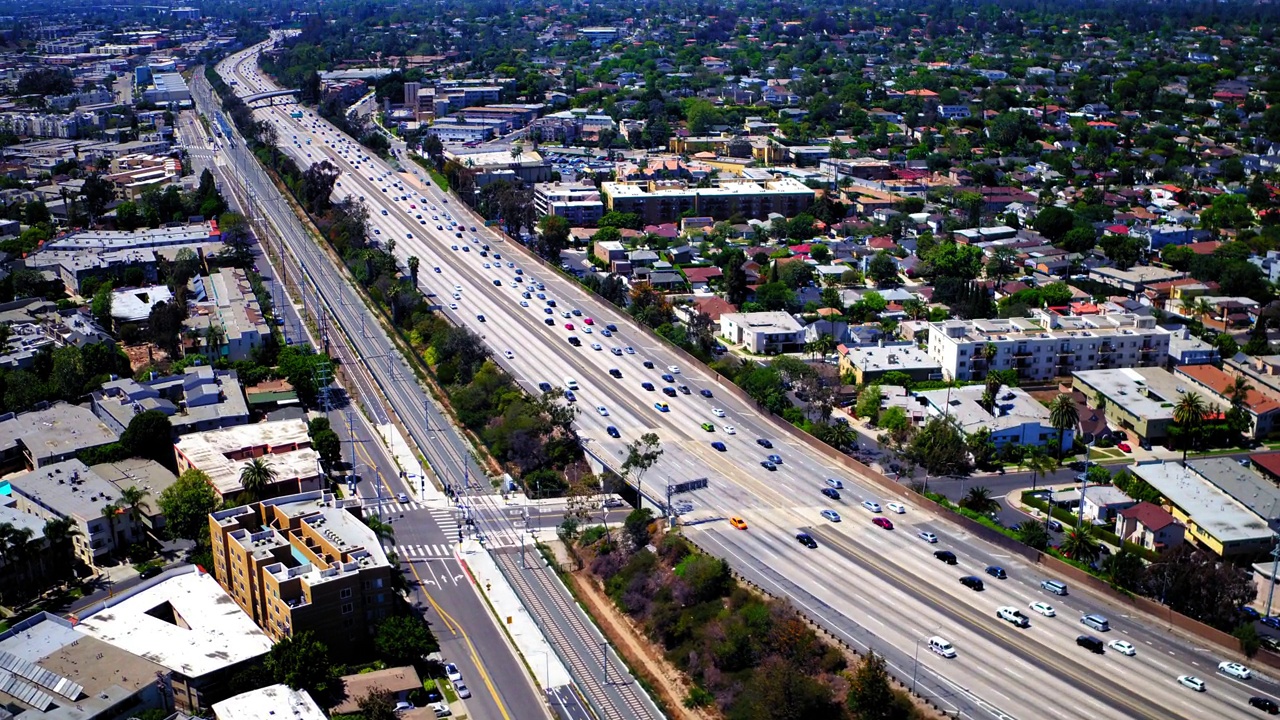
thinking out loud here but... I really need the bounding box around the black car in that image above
[959,575,985,591]
[544,317,555,325]
[609,368,623,378]
[1076,635,1105,654]
[643,360,655,369]
[606,426,620,438]
[711,441,727,452]
[934,550,958,565]
[606,324,618,332]
[538,382,553,392]
[661,373,675,382]
[700,389,714,398]
[1250,697,1280,714]
[796,532,818,549]
[139,565,162,579]
[641,382,655,391]
[662,387,677,397]
[757,438,773,448]
[761,460,777,471]
[822,487,841,500]
[985,565,1008,579]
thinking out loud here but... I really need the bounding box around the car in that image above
[729,516,748,530]
[454,682,471,699]
[654,401,669,412]
[872,517,894,530]
[723,425,736,434]
[1118,442,1133,453]
[668,365,680,374]
[608,368,623,378]
[660,373,675,383]
[959,576,985,591]
[1110,640,1137,656]
[985,566,1008,580]
[820,509,841,522]
[933,550,957,564]
[1249,697,1280,714]
[429,701,451,717]
[643,360,655,369]
[564,323,574,330]
[886,502,906,514]
[596,405,609,416]
[624,347,635,354]
[697,389,713,400]
[997,606,1030,628]
[711,408,726,417]
[483,262,491,269]
[821,487,841,500]
[591,343,603,351]
[503,350,515,359]
[583,318,593,325]
[476,314,485,322]
[1241,606,1262,621]
[1219,661,1252,680]
[796,532,818,549]
[564,390,576,402]
[699,422,715,432]
[757,438,773,448]
[520,300,529,307]
[601,329,612,337]
[662,386,677,397]
[1263,616,1280,629]
[1077,635,1106,654]
[761,460,777,471]
[537,382,553,393]
[582,327,593,335]
[606,324,618,332]
[611,347,623,356]
[1047,518,1064,532]
[139,565,163,579]
[641,382,655,391]
[862,500,882,513]
[1177,675,1206,692]
[711,441,727,452]
[765,455,782,466]
[1029,601,1056,617]
[919,531,938,543]
[397,492,410,503]
[394,700,415,713]
[544,317,554,325]
[445,663,462,682]
[606,426,620,438]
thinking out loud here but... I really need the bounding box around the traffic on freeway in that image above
[218,38,1280,720]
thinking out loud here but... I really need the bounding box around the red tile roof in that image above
[683,266,723,283]
[693,296,737,321]
[1118,502,1177,531]
[1176,365,1280,415]
[1248,452,1280,480]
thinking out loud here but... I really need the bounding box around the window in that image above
[340,588,352,600]
[341,602,354,615]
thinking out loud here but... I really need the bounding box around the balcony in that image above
[1099,343,1117,354]
[1012,347,1032,357]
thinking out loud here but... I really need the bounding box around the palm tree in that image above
[101,502,122,555]
[959,486,1000,516]
[829,421,856,452]
[1172,391,1208,461]
[1015,519,1050,551]
[239,457,278,500]
[1048,393,1079,465]
[812,333,837,361]
[407,255,419,286]
[119,486,151,543]
[1193,297,1215,326]
[42,517,81,583]
[1060,524,1101,566]
[902,298,926,320]
[0,523,35,602]
[364,515,395,544]
[510,143,523,166]
[1226,375,1255,438]
[1023,448,1055,492]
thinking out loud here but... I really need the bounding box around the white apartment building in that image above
[926,310,1170,383]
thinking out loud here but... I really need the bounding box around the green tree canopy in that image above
[158,469,221,542]
[373,615,440,667]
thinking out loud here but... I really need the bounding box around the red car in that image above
[564,323,574,331]
[1117,442,1132,453]
[583,317,594,325]
[873,517,894,530]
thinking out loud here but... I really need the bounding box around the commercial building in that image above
[719,311,806,354]
[916,385,1072,452]
[1132,461,1274,560]
[440,148,551,186]
[1115,501,1184,552]
[42,222,217,253]
[601,177,814,225]
[91,366,250,436]
[174,419,322,499]
[533,182,604,226]
[208,490,393,652]
[184,268,269,362]
[1072,367,1207,445]
[214,685,327,720]
[6,458,174,568]
[142,72,191,104]
[1089,265,1186,293]
[0,402,120,472]
[838,343,942,385]
[927,311,1170,383]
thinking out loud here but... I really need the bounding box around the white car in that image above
[668,365,681,374]
[596,405,609,416]
[624,347,635,354]
[1218,661,1252,679]
[591,342,603,351]
[886,502,906,514]
[454,681,471,699]
[520,301,529,307]
[1110,640,1136,656]
[1177,675,1206,692]
[445,663,462,683]
[723,426,736,435]
[711,408,726,418]
[1029,601,1056,617]
[503,350,515,359]
[861,500,882,513]
[449,303,458,310]
[918,531,938,543]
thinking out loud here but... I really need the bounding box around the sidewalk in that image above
[377,421,452,505]
[456,540,574,689]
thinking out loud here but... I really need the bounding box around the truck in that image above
[290,110,303,119]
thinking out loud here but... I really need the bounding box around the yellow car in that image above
[729,516,748,530]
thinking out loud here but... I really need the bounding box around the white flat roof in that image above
[76,570,271,678]
[212,684,327,720]
[1132,462,1271,544]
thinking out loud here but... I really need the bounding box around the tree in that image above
[1172,391,1209,461]
[755,282,797,312]
[855,385,882,423]
[158,469,221,541]
[119,485,151,532]
[239,457,277,499]
[906,417,969,477]
[624,508,655,550]
[845,651,911,720]
[1098,233,1145,270]
[265,631,339,700]
[959,486,999,516]
[1234,622,1262,659]
[91,280,114,328]
[925,240,984,279]
[51,345,87,400]
[1015,519,1050,551]
[373,615,439,666]
[407,255,419,287]
[356,688,397,720]
[1033,206,1076,242]
[867,251,899,285]
[1142,544,1257,629]
[121,410,174,465]
[81,173,114,222]
[986,245,1020,282]
[1200,194,1254,232]
[1225,375,1255,439]
[1047,394,1079,465]
[718,248,749,307]
[1060,524,1100,565]
[623,433,663,506]
[1024,447,1056,491]
[537,214,571,262]
[1101,547,1144,591]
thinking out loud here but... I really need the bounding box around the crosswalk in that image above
[363,497,426,514]
[393,543,456,558]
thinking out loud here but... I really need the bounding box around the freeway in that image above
[218,36,1279,719]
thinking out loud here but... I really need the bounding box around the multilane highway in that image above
[220,36,1279,719]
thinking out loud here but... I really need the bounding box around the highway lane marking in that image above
[1001,666,1024,680]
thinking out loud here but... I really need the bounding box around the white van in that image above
[928,636,957,658]
[1081,614,1110,632]
[564,377,578,390]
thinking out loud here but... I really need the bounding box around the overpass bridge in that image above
[242,88,301,106]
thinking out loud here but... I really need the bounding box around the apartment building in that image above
[533,182,604,226]
[601,177,814,225]
[208,491,393,652]
[926,311,1170,383]
[175,419,322,500]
